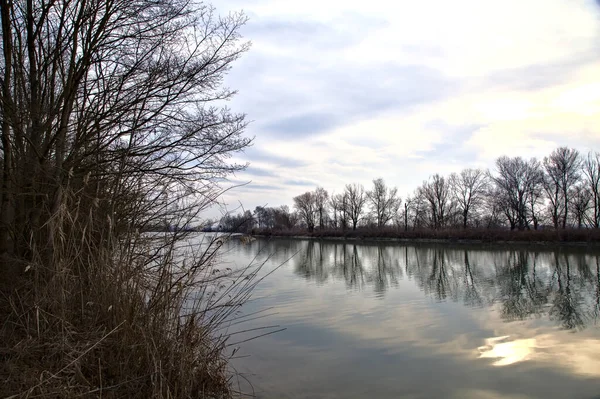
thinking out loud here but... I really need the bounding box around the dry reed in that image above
[0,188,265,398]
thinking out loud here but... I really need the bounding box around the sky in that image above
[209,0,600,219]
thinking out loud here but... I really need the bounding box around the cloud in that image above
[244,166,280,178]
[481,52,600,92]
[208,0,600,216]
[262,113,338,138]
[283,179,316,187]
[240,147,309,169]
[242,183,280,191]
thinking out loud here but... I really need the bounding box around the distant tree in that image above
[582,152,600,228]
[411,189,429,229]
[420,174,452,229]
[345,183,367,230]
[314,187,329,230]
[489,184,517,229]
[254,206,274,229]
[543,147,582,229]
[542,169,564,229]
[203,219,215,228]
[331,192,350,230]
[450,168,489,229]
[527,172,545,230]
[402,196,414,232]
[221,210,254,233]
[482,188,504,229]
[571,185,592,228]
[272,205,297,229]
[492,156,542,230]
[367,178,401,228]
[294,192,317,232]
[329,193,340,229]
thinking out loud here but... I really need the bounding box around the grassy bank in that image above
[251,227,600,244]
[0,198,255,398]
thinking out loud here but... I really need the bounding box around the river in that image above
[216,237,600,399]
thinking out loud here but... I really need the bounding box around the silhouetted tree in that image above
[254,206,274,229]
[583,152,600,228]
[492,156,542,230]
[294,191,317,232]
[571,185,591,228]
[450,168,489,229]
[314,187,329,229]
[420,174,452,229]
[367,178,401,228]
[402,196,414,232]
[543,147,582,229]
[345,183,367,230]
[272,205,298,229]
[332,192,350,230]
[222,210,254,233]
[527,169,545,230]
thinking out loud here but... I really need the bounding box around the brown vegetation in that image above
[0,199,255,397]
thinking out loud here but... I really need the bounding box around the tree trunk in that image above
[0,0,13,259]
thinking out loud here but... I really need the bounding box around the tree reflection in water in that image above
[549,251,586,330]
[254,239,600,331]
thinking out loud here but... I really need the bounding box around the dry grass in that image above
[0,191,263,398]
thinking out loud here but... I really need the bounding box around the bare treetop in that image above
[367,178,401,228]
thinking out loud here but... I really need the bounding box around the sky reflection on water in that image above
[217,238,600,399]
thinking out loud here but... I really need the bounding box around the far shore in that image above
[245,227,600,247]
[253,234,600,247]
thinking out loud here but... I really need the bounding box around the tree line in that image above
[223,147,600,233]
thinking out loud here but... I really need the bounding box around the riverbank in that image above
[250,227,600,246]
[0,232,242,398]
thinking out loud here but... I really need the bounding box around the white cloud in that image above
[210,0,600,215]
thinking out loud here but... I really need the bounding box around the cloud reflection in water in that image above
[478,335,536,366]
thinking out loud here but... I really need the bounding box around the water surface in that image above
[219,238,600,399]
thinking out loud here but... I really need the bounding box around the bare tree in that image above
[331,192,350,230]
[254,206,273,229]
[273,205,298,229]
[402,196,414,232]
[450,168,489,229]
[583,152,600,228]
[420,174,452,229]
[492,156,543,230]
[222,209,255,233]
[482,187,504,229]
[294,191,317,232]
[329,193,339,229]
[543,147,582,229]
[527,173,545,230]
[345,183,367,230]
[571,185,591,228]
[367,178,401,228]
[492,156,542,230]
[314,187,329,230]
[0,0,251,261]
[411,188,429,229]
[489,184,518,230]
